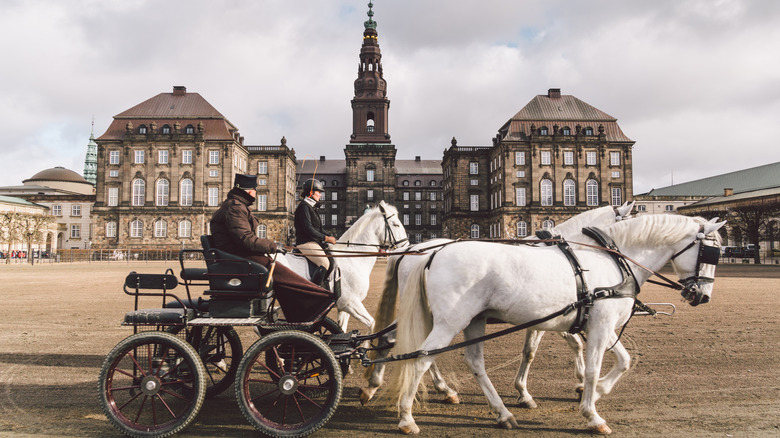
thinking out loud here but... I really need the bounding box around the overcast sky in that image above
[0,0,777,194]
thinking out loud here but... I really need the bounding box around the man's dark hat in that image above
[234,174,258,190]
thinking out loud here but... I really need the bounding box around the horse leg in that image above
[579,327,613,435]
[360,329,395,405]
[514,329,544,408]
[428,361,460,404]
[595,334,630,398]
[463,319,519,429]
[560,332,586,394]
[337,310,350,332]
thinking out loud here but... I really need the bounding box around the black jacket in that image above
[294,199,331,245]
[210,188,275,256]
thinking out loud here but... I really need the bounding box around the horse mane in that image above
[553,205,613,235]
[338,201,399,243]
[604,214,721,248]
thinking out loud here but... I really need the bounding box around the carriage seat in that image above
[122,272,195,325]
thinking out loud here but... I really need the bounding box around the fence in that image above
[1,248,204,264]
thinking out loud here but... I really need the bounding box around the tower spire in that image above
[83,117,97,185]
[364,1,377,30]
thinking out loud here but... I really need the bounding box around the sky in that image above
[0,0,778,194]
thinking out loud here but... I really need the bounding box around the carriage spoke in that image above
[154,393,179,419]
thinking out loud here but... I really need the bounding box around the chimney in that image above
[173,86,186,95]
[724,188,734,196]
[320,155,326,161]
[548,88,561,98]
[415,156,421,161]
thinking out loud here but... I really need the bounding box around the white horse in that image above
[387,214,724,435]
[360,202,634,405]
[277,200,408,331]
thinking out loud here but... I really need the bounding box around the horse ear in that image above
[617,201,634,218]
[703,219,726,235]
[379,203,386,214]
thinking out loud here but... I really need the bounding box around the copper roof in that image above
[641,161,780,197]
[504,91,633,143]
[23,167,90,185]
[97,87,238,141]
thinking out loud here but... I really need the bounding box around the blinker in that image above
[699,245,720,266]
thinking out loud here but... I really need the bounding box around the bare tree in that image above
[0,212,55,265]
[727,202,780,264]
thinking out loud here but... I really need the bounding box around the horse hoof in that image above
[498,416,519,429]
[575,386,584,394]
[359,388,374,406]
[517,398,538,409]
[588,423,612,435]
[399,423,420,434]
[443,394,460,404]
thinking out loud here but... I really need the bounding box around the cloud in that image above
[0,0,777,195]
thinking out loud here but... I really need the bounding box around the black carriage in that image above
[98,236,377,438]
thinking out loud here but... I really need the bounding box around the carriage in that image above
[98,206,724,437]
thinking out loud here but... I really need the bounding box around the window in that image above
[562,127,571,135]
[53,205,62,216]
[109,150,120,165]
[414,180,421,186]
[414,192,421,201]
[403,214,409,226]
[470,195,479,211]
[430,180,437,186]
[637,204,647,212]
[107,188,118,206]
[366,168,375,182]
[517,221,527,237]
[516,170,525,178]
[178,220,192,238]
[258,178,266,186]
[257,194,267,211]
[209,150,219,164]
[515,187,526,206]
[515,152,525,166]
[469,162,479,175]
[106,221,117,238]
[366,119,374,132]
[158,150,168,164]
[258,161,268,175]
[415,214,421,226]
[139,125,147,134]
[430,214,437,226]
[403,192,409,201]
[470,178,479,186]
[70,224,80,239]
[540,179,553,206]
[542,220,554,230]
[180,179,193,206]
[563,151,574,166]
[584,127,594,136]
[429,192,436,201]
[665,205,675,212]
[71,204,81,216]
[132,179,145,206]
[610,152,620,166]
[257,224,267,238]
[539,126,548,135]
[209,170,218,178]
[610,171,620,178]
[319,214,325,225]
[470,224,480,239]
[130,219,143,238]
[402,180,409,186]
[156,179,169,206]
[154,220,167,238]
[109,169,118,177]
[586,180,599,206]
[564,179,576,206]
[331,214,338,226]
[182,150,192,164]
[541,151,551,165]
[367,190,374,201]
[611,187,623,206]
[208,187,219,206]
[161,125,171,134]
[134,150,144,164]
[185,125,195,134]
[586,151,597,166]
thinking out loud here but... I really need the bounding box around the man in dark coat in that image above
[210,174,333,322]
[294,178,336,283]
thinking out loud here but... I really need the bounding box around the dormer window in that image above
[161,125,171,134]
[584,127,594,136]
[539,126,548,135]
[138,125,147,134]
[185,125,195,134]
[562,126,571,135]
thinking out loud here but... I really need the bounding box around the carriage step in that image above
[188,317,267,326]
[123,308,194,325]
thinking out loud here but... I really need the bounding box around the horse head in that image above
[377,200,409,249]
[669,217,726,306]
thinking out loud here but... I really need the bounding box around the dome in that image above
[24,167,90,185]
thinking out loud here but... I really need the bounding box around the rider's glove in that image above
[276,243,287,255]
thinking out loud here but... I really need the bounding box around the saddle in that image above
[291,248,341,298]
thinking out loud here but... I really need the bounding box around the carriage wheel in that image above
[236,330,342,437]
[167,325,242,398]
[259,317,348,378]
[98,332,206,438]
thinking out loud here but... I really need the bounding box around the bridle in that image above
[379,205,409,250]
[669,225,721,306]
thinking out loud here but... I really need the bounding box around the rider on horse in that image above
[294,178,337,286]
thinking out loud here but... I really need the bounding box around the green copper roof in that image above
[364,1,377,29]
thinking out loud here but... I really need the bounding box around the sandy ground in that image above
[0,260,779,437]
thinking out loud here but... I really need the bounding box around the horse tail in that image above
[385,258,433,410]
[363,255,402,380]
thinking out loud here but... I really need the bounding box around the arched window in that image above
[470,224,480,239]
[402,180,409,186]
[562,126,571,135]
[331,180,339,187]
[156,179,169,206]
[563,179,576,206]
[178,219,192,238]
[138,125,148,134]
[105,221,117,238]
[517,221,527,237]
[542,219,555,230]
[130,219,143,238]
[185,125,195,134]
[414,180,421,186]
[366,165,375,182]
[257,224,267,239]
[180,178,193,206]
[539,126,548,135]
[366,112,375,133]
[584,127,594,136]
[540,179,553,206]
[161,124,171,134]
[132,179,145,206]
[154,220,167,237]
[586,179,599,206]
